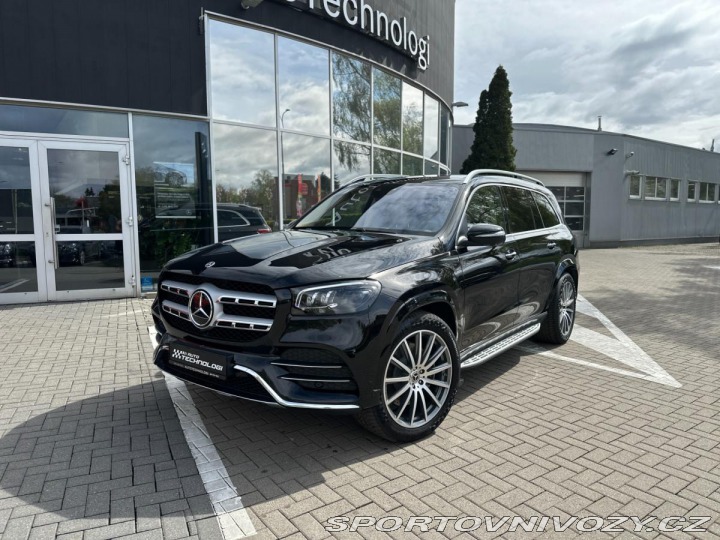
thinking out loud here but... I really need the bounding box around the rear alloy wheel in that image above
[356,312,459,442]
[536,272,577,344]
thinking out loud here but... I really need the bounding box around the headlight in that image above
[293,281,381,315]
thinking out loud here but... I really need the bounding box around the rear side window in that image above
[532,192,561,227]
[239,209,266,226]
[501,186,542,233]
[217,210,249,227]
[466,186,506,228]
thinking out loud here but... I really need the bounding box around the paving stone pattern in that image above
[0,243,719,539]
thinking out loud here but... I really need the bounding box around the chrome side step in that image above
[461,323,541,369]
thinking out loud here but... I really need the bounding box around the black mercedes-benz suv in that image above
[153,170,579,441]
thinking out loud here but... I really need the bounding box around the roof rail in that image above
[347,174,406,185]
[462,169,545,187]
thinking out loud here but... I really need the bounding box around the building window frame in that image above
[643,175,667,201]
[668,178,680,201]
[698,181,717,203]
[687,180,698,202]
[629,174,642,199]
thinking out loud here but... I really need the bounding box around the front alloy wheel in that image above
[384,330,452,429]
[356,312,459,442]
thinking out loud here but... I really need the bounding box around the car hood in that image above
[162,229,443,289]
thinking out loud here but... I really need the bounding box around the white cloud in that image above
[454,0,720,149]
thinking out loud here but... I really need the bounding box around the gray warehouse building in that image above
[453,123,720,248]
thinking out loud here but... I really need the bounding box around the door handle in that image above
[49,197,59,270]
[504,249,518,260]
[547,242,557,249]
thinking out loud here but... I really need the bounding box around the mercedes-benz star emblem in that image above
[205,261,216,268]
[189,290,213,328]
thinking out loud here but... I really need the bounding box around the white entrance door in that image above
[0,138,136,304]
[0,139,44,303]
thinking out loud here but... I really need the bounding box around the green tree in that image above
[461,65,517,173]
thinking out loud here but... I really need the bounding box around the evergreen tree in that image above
[460,65,517,173]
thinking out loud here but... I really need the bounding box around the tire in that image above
[535,272,577,344]
[355,311,460,442]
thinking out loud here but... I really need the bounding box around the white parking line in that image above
[519,294,681,388]
[148,327,257,539]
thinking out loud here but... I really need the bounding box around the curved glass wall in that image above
[213,123,279,229]
[424,96,440,161]
[278,37,330,136]
[208,18,452,230]
[133,116,213,277]
[333,141,370,185]
[332,54,371,143]
[209,23,276,127]
[402,83,424,156]
[281,133,331,224]
[373,68,402,150]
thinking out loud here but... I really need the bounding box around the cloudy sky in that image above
[453,0,720,150]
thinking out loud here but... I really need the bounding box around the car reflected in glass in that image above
[0,242,36,268]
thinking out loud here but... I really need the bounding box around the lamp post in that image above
[281,108,290,128]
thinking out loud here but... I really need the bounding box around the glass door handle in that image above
[49,197,59,270]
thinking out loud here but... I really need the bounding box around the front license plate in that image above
[168,343,229,380]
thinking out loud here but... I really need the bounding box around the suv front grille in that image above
[158,273,277,343]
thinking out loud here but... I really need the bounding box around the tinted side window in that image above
[532,192,561,227]
[218,210,249,227]
[466,186,506,228]
[239,209,265,226]
[501,186,542,233]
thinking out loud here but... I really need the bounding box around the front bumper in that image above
[154,334,360,411]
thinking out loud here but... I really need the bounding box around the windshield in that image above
[293,181,461,235]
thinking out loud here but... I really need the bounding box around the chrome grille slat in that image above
[162,300,190,320]
[215,315,272,332]
[158,278,277,338]
[271,362,344,369]
[218,293,276,308]
[160,280,192,297]
[280,376,352,383]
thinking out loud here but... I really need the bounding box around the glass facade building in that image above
[0,1,455,304]
[207,19,452,231]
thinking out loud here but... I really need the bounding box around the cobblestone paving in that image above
[0,243,718,539]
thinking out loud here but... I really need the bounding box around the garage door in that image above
[519,171,587,234]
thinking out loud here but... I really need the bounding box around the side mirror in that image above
[467,223,506,247]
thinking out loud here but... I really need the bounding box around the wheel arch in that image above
[556,256,579,289]
[392,289,459,340]
[544,256,579,313]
